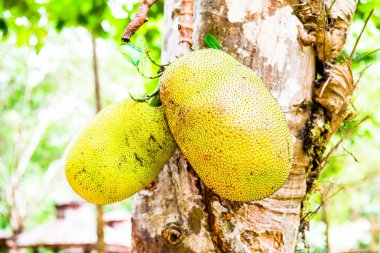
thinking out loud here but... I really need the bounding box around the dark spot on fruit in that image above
[250,172,253,176]
[134,153,143,166]
[149,134,157,142]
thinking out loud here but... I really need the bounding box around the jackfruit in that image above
[65,99,176,205]
[160,49,293,202]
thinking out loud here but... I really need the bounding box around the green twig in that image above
[352,47,380,63]
[137,67,163,79]
[146,50,169,67]
[128,91,146,102]
[349,9,374,61]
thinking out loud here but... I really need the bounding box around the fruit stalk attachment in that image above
[121,0,157,42]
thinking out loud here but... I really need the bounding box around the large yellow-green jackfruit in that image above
[160,49,293,202]
[65,99,176,204]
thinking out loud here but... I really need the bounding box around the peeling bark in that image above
[295,0,357,62]
[133,0,317,252]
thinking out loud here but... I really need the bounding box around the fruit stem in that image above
[128,91,146,102]
[148,95,162,106]
[146,85,160,99]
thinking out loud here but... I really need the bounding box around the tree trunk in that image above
[132,0,353,252]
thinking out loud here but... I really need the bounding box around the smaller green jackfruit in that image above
[65,99,176,205]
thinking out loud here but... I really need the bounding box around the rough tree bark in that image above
[131,0,356,252]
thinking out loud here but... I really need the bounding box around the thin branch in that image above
[349,9,374,61]
[352,47,380,63]
[137,66,163,79]
[354,62,373,78]
[322,198,330,253]
[92,31,105,253]
[342,146,358,162]
[121,0,158,42]
[178,0,194,55]
[97,205,105,253]
[128,91,146,102]
[92,33,102,112]
[320,116,369,165]
[146,50,169,67]
[354,63,373,89]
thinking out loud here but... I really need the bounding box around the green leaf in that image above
[120,42,143,66]
[204,34,221,50]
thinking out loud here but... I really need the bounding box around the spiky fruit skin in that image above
[160,49,293,202]
[65,100,176,205]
